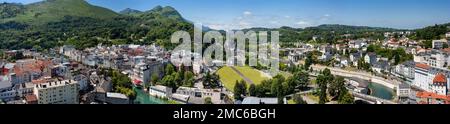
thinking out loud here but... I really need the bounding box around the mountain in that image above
[119,8,143,15]
[411,23,450,40]
[0,1,194,50]
[142,5,184,21]
[1,0,118,24]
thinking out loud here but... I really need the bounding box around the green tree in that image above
[328,76,345,99]
[338,92,354,104]
[233,80,244,100]
[165,64,175,75]
[204,97,213,104]
[293,94,307,104]
[151,73,159,86]
[203,72,221,89]
[183,71,195,87]
[316,68,333,104]
[248,84,257,96]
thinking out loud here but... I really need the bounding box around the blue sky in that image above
[2,0,450,30]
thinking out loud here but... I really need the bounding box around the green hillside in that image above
[2,0,118,24]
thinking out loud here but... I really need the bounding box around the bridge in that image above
[311,65,399,89]
[351,91,397,104]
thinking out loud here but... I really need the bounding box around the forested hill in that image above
[0,0,193,50]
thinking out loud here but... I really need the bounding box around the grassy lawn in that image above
[280,71,293,78]
[287,99,295,104]
[216,66,269,92]
[306,93,320,102]
[234,66,270,84]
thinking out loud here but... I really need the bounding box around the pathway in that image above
[230,66,255,84]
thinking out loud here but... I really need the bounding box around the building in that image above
[364,52,378,65]
[392,61,415,82]
[171,93,190,104]
[446,32,450,38]
[73,74,88,91]
[241,97,286,104]
[33,80,79,104]
[432,40,447,49]
[25,94,38,104]
[106,92,130,104]
[414,49,449,69]
[175,87,223,104]
[416,91,450,104]
[131,60,164,86]
[431,73,448,95]
[397,83,411,98]
[372,60,390,73]
[414,63,432,91]
[350,52,362,66]
[149,85,172,98]
[349,40,367,49]
[413,63,450,94]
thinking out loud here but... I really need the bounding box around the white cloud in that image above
[285,15,291,18]
[296,21,309,25]
[243,11,252,16]
[324,14,330,17]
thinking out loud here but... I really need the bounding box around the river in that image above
[133,87,168,104]
[367,82,395,100]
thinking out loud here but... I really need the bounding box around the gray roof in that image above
[242,97,279,104]
[0,76,12,89]
[398,83,411,89]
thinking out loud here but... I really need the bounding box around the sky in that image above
[2,0,450,30]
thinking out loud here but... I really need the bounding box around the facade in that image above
[73,74,88,91]
[241,97,286,104]
[413,63,450,94]
[149,85,172,98]
[131,60,164,86]
[416,91,450,104]
[106,92,130,104]
[432,40,447,49]
[364,52,377,65]
[33,80,79,104]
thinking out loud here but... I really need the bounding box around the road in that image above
[311,65,399,89]
[229,66,255,84]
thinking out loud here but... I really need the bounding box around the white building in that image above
[149,85,172,98]
[413,63,450,95]
[413,63,433,91]
[430,73,448,95]
[446,32,450,38]
[432,40,446,49]
[33,80,79,104]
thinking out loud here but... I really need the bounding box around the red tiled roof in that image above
[415,63,430,70]
[416,91,449,101]
[25,94,38,103]
[433,73,447,85]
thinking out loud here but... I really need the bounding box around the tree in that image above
[288,71,309,91]
[183,71,194,87]
[338,92,354,104]
[293,94,307,104]
[271,75,286,104]
[203,72,221,89]
[248,84,257,96]
[233,80,244,100]
[316,68,333,104]
[328,76,345,99]
[151,73,159,86]
[204,97,213,104]
[165,64,175,75]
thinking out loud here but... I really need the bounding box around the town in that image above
[1,29,450,104]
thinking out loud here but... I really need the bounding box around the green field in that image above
[216,66,270,92]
